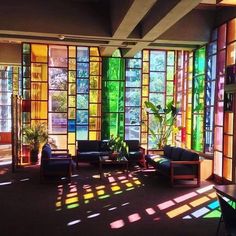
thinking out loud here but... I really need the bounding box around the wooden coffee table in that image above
[99,156,129,179]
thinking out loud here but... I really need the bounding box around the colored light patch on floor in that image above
[196,185,214,194]
[145,208,156,215]
[174,192,197,203]
[191,207,210,218]
[96,185,105,190]
[203,209,221,218]
[208,192,217,198]
[67,193,78,198]
[87,213,100,218]
[98,194,110,199]
[134,180,141,185]
[108,177,115,183]
[166,205,191,218]
[67,219,81,226]
[84,193,94,200]
[67,203,79,209]
[128,213,141,223]
[114,191,123,195]
[110,220,125,229]
[56,201,61,207]
[65,197,79,205]
[126,183,133,187]
[97,190,105,195]
[111,186,120,191]
[0,181,12,186]
[158,200,175,210]
[208,200,219,209]
[189,196,210,207]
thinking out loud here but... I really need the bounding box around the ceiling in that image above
[0,0,235,57]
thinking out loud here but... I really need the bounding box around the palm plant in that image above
[108,135,129,159]
[23,122,48,163]
[144,100,181,149]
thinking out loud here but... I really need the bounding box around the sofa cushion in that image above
[127,151,142,161]
[125,140,139,152]
[163,145,172,158]
[41,144,52,159]
[172,164,197,175]
[78,152,100,162]
[78,141,100,152]
[180,150,199,161]
[171,147,183,161]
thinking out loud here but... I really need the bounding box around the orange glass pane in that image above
[69,46,76,58]
[223,135,233,158]
[49,135,67,149]
[227,18,236,43]
[143,62,149,73]
[143,50,149,61]
[90,62,99,75]
[68,108,76,119]
[31,101,47,119]
[214,151,222,177]
[69,59,76,70]
[224,112,234,134]
[69,96,76,107]
[31,63,47,81]
[223,158,232,181]
[90,57,100,62]
[31,44,48,63]
[31,82,47,100]
[68,133,76,143]
[226,42,236,66]
[90,47,99,57]
[49,45,67,67]
[214,127,223,151]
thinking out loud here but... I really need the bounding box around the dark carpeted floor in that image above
[0,162,226,236]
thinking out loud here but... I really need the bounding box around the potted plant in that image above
[23,122,48,164]
[108,135,129,160]
[143,100,181,149]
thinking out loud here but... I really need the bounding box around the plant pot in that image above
[30,150,39,164]
[110,152,119,160]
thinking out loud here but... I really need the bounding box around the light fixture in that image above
[217,0,236,5]
[58,35,65,40]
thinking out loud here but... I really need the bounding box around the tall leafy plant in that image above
[108,135,129,159]
[144,100,181,149]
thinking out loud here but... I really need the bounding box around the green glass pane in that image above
[166,82,173,95]
[167,51,175,66]
[167,67,174,81]
[192,114,204,151]
[23,43,30,54]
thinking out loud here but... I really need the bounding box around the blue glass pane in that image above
[125,88,141,106]
[76,126,88,140]
[77,63,89,77]
[68,120,76,132]
[77,94,88,109]
[126,69,141,87]
[125,126,140,140]
[76,110,88,125]
[77,79,89,93]
[77,47,89,62]
[126,59,141,68]
[206,81,215,106]
[125,107,140,125]
[150,72,165,92]
[149,93,165,106]
[150,51,166,71]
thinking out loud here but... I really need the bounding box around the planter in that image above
[30,149,39,164]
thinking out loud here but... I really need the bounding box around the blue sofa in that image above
[145,145,200,187]
[40,144,72,182]
[76,140,146,168]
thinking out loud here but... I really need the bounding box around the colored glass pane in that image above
[31,82,47,100]
[143,62,149,73]
[90,104,99,116]
[143,50,149,61]
[77,63,89,77]
[142,86,148,97]
[68,145,76,156]
[150,72,165,92]
[90,76,100,89]
[77,47,89,62]
[89,118,100,130]
[49,91,67,112]
[125,88,141,106]
[218,24,226,50]
[90,90,99,103]
[76,126,88,140]
[226,42,236,66]
[69,96,75,107]
[125,126,140,140]
[49,68,67,90]
[76,110,88,125]
[90,62,100,75]
[31,101,47,119]
[192,114,203,151]
[223,135,233,158]
[49,45,67,67]
[227,18,236,43]
[167,67,174,80]
[68,120,76,132]
[69,46,76,58]
[224,112,233,134]
[69,71,76,82]
[31,44,47,63]
[223,158,232,181]
[150,51,166,71]
[126,69,141,87]
[90,47,99,57]
[69,59,76,70]
[49,113,67,133]
[214,127,223,151]
[31,63,47,81]
[77,79,88,93]
[125,107,140,125]
[69,84,76,95]
[68,108,76,119]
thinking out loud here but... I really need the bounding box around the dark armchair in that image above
[40,144,72,182]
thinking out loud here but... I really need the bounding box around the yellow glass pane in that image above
[69,96,76,107]
[31,82,47,100]
[68,133,76,143]
[89,131,99,140]
[141,125,147,132]
[142,112,147,121]
[68,108,76,119]
[31,63,47,81]
[142,74,149,85]
[227,18,236,43]
[31,101,47,119]
[69,84,76,95]
[90,90,99,103]
[90,47,99,56]
[90,57,100,62]
[223,135,233,158]
[89,118,101,130]
[31,44,48,63]
[186,120,192,133]
[224,112,233,135]
[143,62,149,73]
[142,86,148,97]
[69,71,76,82]
[90,76,101,89]
[69,46,76,58]
[68,145,76,156]
[143,50,149,61]
[90,104,98,116]
[69,59,76,70]
[223,158,232,181]
[90,62,99,75]
[141,133,147,143]
[186,135,191,149]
